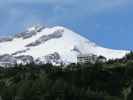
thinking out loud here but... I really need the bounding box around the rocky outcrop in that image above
[26,29,63,47]
[0,54,34,67]
[12,49,30,56]
[72,46,81,54]
[0,54,17,67]
[14,25,45,39]
[0,37,13,43]
[35,52,62,65]
[15,55,34,65]
[15,31,37,39]
[0,52,62,67]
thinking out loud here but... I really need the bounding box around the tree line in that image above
[0,52,133,100]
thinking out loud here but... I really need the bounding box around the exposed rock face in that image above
[0,52,60,67]
[0,37,13,43]
[15,55,34,65]
[0,54,16,63]
[12,49,30,56]
[0,54,34,67]
[15,31,37,39]
[26,30,63,47]
[14,25,45,39]
[72,46,81,54]
[0,54,17,67]
[35,52,62,65]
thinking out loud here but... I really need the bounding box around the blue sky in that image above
[0,0,132,50]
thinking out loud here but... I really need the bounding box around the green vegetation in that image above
[0,52,133,100]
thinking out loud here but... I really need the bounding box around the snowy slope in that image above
[0,25,129,65]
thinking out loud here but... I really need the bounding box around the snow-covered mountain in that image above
[0,25,129,67]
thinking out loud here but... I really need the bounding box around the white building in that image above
[77,54,97,64]
[77,54,106,64]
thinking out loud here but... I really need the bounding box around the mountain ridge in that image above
[0,25,129,67]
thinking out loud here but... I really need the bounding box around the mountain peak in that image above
[0,25,129,67]
[27,25,45,32]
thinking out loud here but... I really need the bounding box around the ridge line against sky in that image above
[0,0,132,50]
